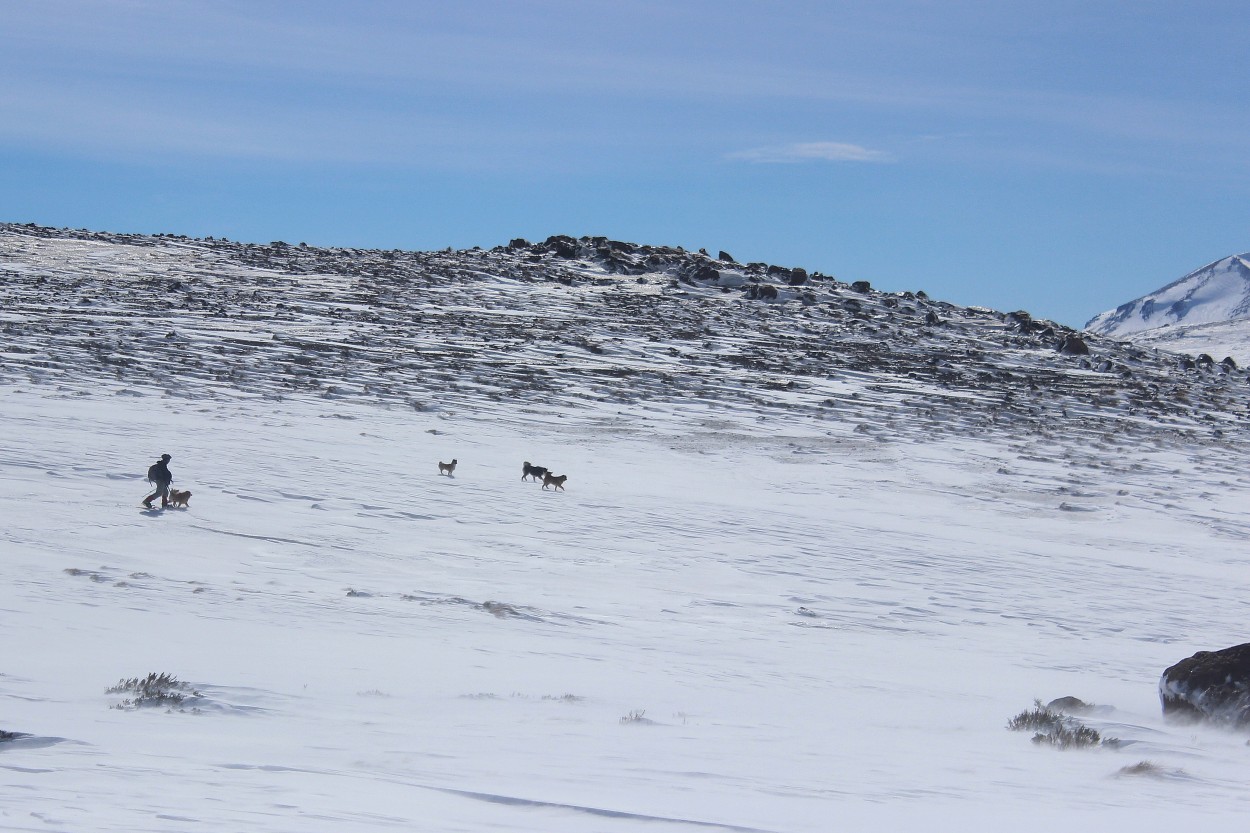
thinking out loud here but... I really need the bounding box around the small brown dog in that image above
[168,489,192,508]
[438,459,457,476]
[542,472,567,491]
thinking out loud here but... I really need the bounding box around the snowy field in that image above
[3,379,1250,832]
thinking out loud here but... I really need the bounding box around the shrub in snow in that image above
[542,694,583,703]
[1116,761,1169,778]
[1006,701,1066,733]
[108,672,201,712]
[1008,700,1117,750]
[1032,722,1104,750]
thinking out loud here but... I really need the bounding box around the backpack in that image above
[147,462,171,485]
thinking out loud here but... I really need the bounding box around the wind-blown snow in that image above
[4,226,1250,831]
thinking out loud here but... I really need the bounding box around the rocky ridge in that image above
[3,223,1248,452]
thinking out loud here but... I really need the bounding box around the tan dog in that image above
[438,459,457,476]
[542,472,567,491]
[168,489,192,508]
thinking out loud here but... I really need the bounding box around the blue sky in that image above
[2,1,1248,327]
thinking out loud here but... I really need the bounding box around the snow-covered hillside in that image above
[4,224,1248,449]
[1086,254,1250,364]
[4,224,1250,832]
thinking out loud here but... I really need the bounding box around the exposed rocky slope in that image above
[3,223,1248,452]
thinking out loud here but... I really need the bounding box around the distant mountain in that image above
[1085,254,1250,364]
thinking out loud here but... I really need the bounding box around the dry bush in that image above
[1008,699,1116,750]
[108,672,200,711]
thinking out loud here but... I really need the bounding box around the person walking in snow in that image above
[142,454,173,509]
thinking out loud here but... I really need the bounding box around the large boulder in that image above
[1058,334,1090,355]
[692,264,720,283]
[542,235,579,258]
[1160,643,1250,726]
[1005,310,1041,333]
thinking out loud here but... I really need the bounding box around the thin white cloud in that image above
[726,141,893,164]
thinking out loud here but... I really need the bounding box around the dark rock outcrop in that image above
[1058,334,1090,355]
[693,265,720,283]
[1160,644,1250,726]
[1006,310,1044,333]
[543,235,579,258]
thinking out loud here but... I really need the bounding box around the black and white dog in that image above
[522,461,549,482]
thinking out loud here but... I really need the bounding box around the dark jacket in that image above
[147,460,172,487]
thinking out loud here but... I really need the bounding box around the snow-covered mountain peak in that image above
[1086,252,1250,335]
[1085,252,1250,363]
